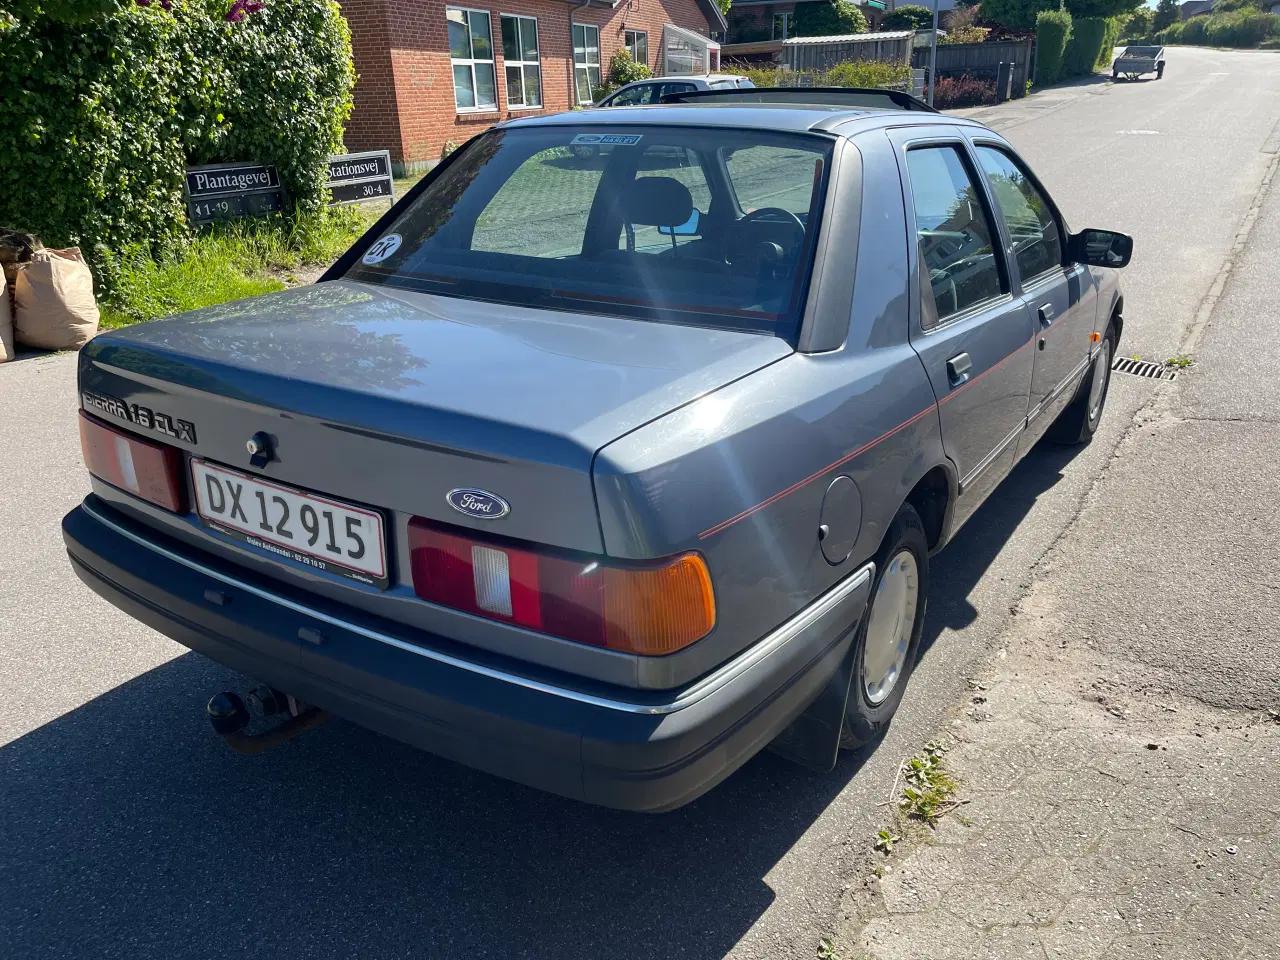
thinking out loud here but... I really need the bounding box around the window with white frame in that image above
[448,7,496,111]
[624,29,647,68]
[572,23,601,105]
[771,12,791,40]
[501,14,541,108]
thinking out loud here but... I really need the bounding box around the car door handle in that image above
[1038,303,1056,325]
[946,352,972,387]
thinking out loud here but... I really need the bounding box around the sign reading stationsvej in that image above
[184,162,286,225]
[325,150,395,206]
[184,150,396,225]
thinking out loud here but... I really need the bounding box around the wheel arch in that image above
[902,459,958,556]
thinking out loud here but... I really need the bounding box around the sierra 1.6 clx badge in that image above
[446,488,509,520]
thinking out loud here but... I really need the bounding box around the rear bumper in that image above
[63,497,872,812]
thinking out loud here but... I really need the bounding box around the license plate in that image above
[191,460,389,589]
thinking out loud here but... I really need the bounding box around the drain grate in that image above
[1111,356,1178,381]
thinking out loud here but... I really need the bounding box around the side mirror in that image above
[1071,229,1133,268]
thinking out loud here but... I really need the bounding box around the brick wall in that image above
[340,0,715,169]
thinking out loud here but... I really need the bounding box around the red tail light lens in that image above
[408,519,716,656]
[79,412,186,513]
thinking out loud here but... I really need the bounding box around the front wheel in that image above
[1049,322,1115,445]
[840,504,930,748]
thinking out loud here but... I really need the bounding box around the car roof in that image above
[501,102,986,137]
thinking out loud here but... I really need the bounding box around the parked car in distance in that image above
[594,73,754,107]
[63,89,1132,813]
[1112,45,1165,80]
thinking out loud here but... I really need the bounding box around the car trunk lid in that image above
[81,281,792,556]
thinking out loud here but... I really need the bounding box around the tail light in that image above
[79,412,186,513]
[408,519,716,656]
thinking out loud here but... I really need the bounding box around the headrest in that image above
[623,177,694,228]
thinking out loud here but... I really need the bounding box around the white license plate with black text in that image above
[191,460,389,588]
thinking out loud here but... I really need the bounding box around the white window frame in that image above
[500,13,542,110]
[572,23,601,105]
[448,7,497,113]
[624,29,648,68]
[771,11,792,41]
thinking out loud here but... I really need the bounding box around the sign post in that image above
[928,0,940,107]
[325,150,395,206]
[184,163,286,225]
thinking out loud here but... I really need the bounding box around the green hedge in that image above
[1158,8,1280,45]
[1063,17,1106,75]
[1035,9,1073,85]
[0,0,353,269]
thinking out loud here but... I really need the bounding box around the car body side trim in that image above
[81,500,873,717]
[1027,352,1093,425]
[958,421,1024,493]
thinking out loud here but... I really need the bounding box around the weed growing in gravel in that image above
[896,741,963,826]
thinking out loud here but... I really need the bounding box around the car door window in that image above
[606,83,651,106]
[974,146,1063,284]
[656,82,696,101]
[905,145,1007,326]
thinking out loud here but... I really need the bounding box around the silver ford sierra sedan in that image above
[63,89,1131,811]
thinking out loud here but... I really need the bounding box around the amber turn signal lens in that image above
[603,555,716,656]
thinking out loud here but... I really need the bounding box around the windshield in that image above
[345,125,834,337]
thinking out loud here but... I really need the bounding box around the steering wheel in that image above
[729,207,806,264]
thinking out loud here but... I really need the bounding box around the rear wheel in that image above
[840,503,930,748]
[1049,322,1115,445]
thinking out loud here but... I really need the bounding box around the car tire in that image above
[1049,321,1116,445]
[839,503,930,749]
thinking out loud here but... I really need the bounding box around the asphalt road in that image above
[3,48,1280,960]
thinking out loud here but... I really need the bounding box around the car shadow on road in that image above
[919,437,1082,658]
[1,442,1081,960]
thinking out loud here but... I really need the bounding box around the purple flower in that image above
[225,0,264,20]
[135,0,151,7]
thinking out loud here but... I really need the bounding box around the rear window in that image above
[345,125,833,336]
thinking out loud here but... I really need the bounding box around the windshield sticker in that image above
[570,133,643,146]
[362,233,402,264]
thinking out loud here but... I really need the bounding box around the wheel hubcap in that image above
[1088,340,1111,424]
[862,549,920,706]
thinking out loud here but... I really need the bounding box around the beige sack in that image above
[14,247,100,350]
[0,267,13,362]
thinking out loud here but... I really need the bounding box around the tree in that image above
[1066,0,1144,18]
[978,0,1059,30]
[716,0,732,15]
[882,4,935,29]
[1123,6,1155,34]
[790,0,869,37]
[1153,0,1179,30]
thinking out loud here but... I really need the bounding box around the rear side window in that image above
[974,146,1063,284]
[905,145,1006,326]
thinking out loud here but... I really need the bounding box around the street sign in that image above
[326,150,395,206]
[184,162,285,225]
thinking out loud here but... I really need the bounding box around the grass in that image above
[100,207,377,328]
[1165,354,1194,369]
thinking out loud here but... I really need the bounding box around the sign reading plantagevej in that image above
[184,162,286,225]
[325,150,395,205]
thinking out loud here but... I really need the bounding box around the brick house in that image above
[341,0,728,172]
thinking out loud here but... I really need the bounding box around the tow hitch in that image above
[205,686,330,755]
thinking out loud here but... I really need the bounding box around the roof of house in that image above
[781,30,914,45]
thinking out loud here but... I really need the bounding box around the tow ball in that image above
[205,686,330,755]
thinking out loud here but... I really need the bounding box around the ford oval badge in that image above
[446,488,510,520]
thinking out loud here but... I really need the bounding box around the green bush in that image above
[1263,36,1280,48]
[981,0,1057,30]
[1063,17,1107,75]
[1035,8,1073,84]
[791,0,868,37]
[1153,0,1178,30]
[824,59,913,88]
[1181,14,1211,43]
[1205,8,1280,45]
[882,4,934,29]
[1098,15,1122,66]
[0,0,354,278]
[1158,20,1183,42]
[1122,6,1154,36]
